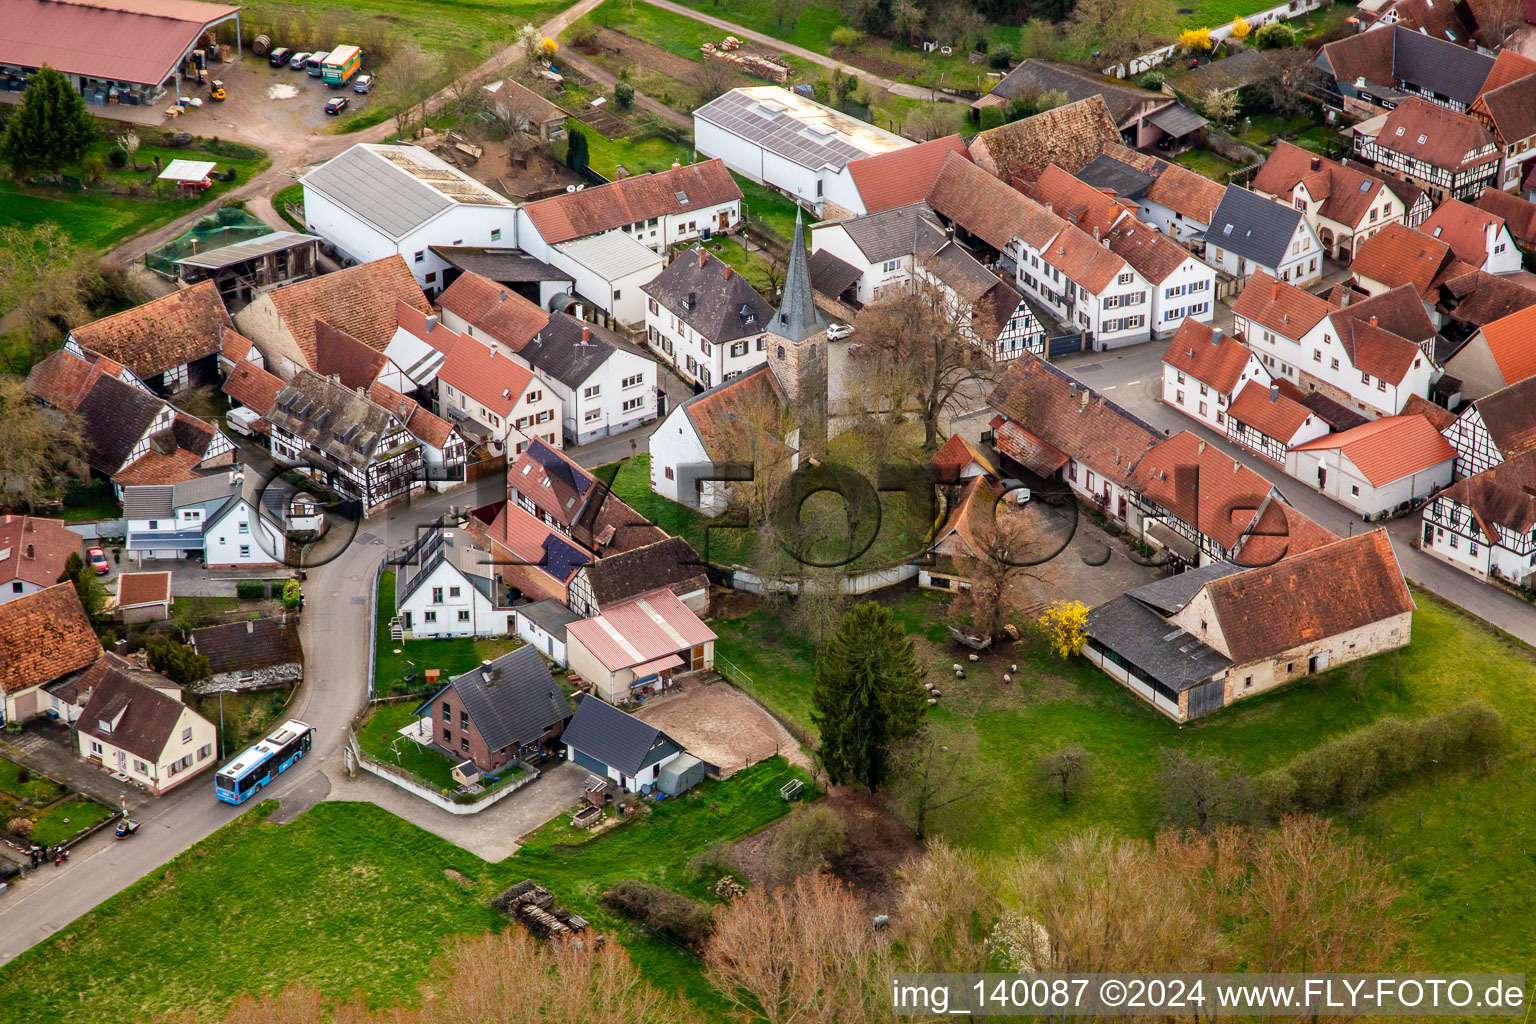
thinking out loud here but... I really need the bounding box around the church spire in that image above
[773,206,828,343]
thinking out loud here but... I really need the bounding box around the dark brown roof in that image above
[71,279,231,379]
[1161,320,1255,393]
[437,270,550,351]
[0,583,101,695]
[1471,376,1536,459]
[1203,530,1414,664]
[1438,448,1536,540]
[1469,73,1536,146]
[1370,97,1498,172]
[75,659,195,761]
[988,355,1160,488]
[1475,187,1536,247]
[74,374,167,475]
[1319,25,1396,88]
[520,159,741,245]
[969,95,1120,183]
[267,370,396,472]
[264,255,431,366]
[190,617,303,674]
[985,60,1169,126]
[1332,284,1436,342]
[1400,393,1457,431]
[1351,222,1452,297]
[581,537,708,609]
[116,571,171,607]
[1442,269,1536,327]
[926,151,1063,253]
[313,321,389,390]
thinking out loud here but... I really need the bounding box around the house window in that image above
[1331,358,1340,370]
[432,587,443,604]
[664,466,674,480]
[491,228,502,242]
[182,727,193,743]
[622,396,644,412]
[1377,379,1387,391]
[148,520,158,530]
[613,290,621,300]
[198,744,212,760]
[90,741,102,755]
[1313,350,1322,362]
[1470,540,1479,556]
[424,610,437,622]
[238,521,249,534]
[443,728,452,741]
[1362,371,1371,384]
[648,298,659,315]
[458,610,470,622]
[134,759,148,774]
[425,272,437,284]
[443,702,451,721]
[461,711,469,730]
[622,374,643,388]
[1351,485,1360,496]
[414,251,424,263]
[528,390,542,403]
[1117,272,1133,285]
[583,384,600,399]
[584,408,602,422]
[461,736,470,752]
[239,545,250,558]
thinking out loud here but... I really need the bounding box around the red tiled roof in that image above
[111,448,202,487]
[1401,394,1457,431]
[846,135,970,214]
[1475,303,1536,386]
[1469,73,1536,147]
[991,419,1070,478]
[1475,187,1536,247]
[521,159,741,245]
[1292,415,1457,485]
[1161,319,1255,394]
[1227,380,1317,442]
[437,270,550,351]
[1106,219,1193,284]
[0,583,101,695]
[264,256,431,366]
[0,516,78,590]
[1205,529,1413,663]
[1025,165,1127,237]
[435,336,535,418]
[220,325,254,364]
[1418,198,1506,267]
[117,571,172,607]
[0,0,240,88]
[930,433,994,484]
[1476,49,1536,95]
[969,96,1120,183]
[1441,269,1536,327]
[24,349,96,409]
[222,358,284,417]
[1230,271,1335,339]
[1251,142,1387,229]
[988,355,1159,488]
[314,321,389,390]
[1043,224,1127,294]
[1351,222,1453,297]
[1131,431,1275,552]
[367,381,456,450]
[926,150,1063,252]
[71,279,231,379]
[680,362,786,461]
[932,475,1004,560]
[1234,500,1339,567]
[1370,97,1498,172]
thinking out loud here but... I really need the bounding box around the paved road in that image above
[642,0,965,103]
[1057,344,1536,648]
[0,486,467,966]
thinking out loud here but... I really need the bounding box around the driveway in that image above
[635,679,812,775]
[0,722,142,813]
[325,760,589,862]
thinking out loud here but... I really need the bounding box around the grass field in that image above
[272,182,305,230]
[0,756,811,1023]
[29,797,114,846]
[238,0,567,65]
[0,758,66,805]
[357,700,459,787]
[374,571,525,696]
[714,584,1536,970]
[1173,147,1243,182]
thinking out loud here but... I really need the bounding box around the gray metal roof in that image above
[415,645,571,754]
[175,231,320,270]
[1146,103,1208,139]
[769,208,828,343]
[561,694,682,777]
[1391,26,1492,108]
[122,484,175,519]
[1125,562,1247,616]
[429,246,573,284]
[553,231,663,281]
[695,88,874,172]
[516,598,581,641]
[1207,186,1305,270]
[1085,595,1231,693]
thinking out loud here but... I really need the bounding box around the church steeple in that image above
[773,207,828,342]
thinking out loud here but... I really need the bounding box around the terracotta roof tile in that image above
[1470,73,1536,147]
[1474,187,1536,247]
[1476,49,1536,95]
[926,150,1062,252]
[1230,271,1335,339]
[264,255,431,366]
[71,279,231,379]
[117,571,171,607]
[1227,380,1317,442]
[1025,165,1127,236]
[367,381,456,450]
[846,135,971,214]
[437,270,550,350]
[1042,224,1127,294]
[23,349,96,409]
[521,159,740,245]
[220,325,254,363]
[1161,319,1255,394]
[1106,219,1194,284]
[1400,393,1457,431]
[434,334,535,419]
[1418,198,1507,266]
[0,515,79,590]
[1472,303,1536,385]
[1331,284,1435,342]
[1292,415,1456,485]
[0,583,101,695]
[988,355,1160,488]
[314,321,389,389]
[222,358,284,417]
[1131,431,1276,551]
[1442,269,1536,327]
[1351,222,1452,296]
[111,448,203,487]
[1369,97,1498,172]
[1438,448,1536,541]
[968,96,1121,183]
[1234,500,1339,567]
[680,362,785,461]
[1203,529,1413,664]
[1252,142,1387,229]
[930,433,996,484]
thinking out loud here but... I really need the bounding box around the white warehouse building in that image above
[300,144,519,299]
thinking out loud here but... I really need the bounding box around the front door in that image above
[691,645,705,669]
[117,750,127,772]
[1424,522,1434,545]
[718,211,730,230]
[1317,466,1326,489]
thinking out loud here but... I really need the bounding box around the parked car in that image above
[306,51,329,77]
[288,52,311,70]
[353,73,374,94]
[826,323,854,341]
[267,47,291,68]
[324,96,349,115]
[86,547,109,575]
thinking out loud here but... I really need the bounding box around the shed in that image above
[656,752,706,796]
[159,160,217,188]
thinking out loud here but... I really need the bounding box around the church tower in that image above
[766,207,830,459]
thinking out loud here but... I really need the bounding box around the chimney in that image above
[1340,290,1351,307]
[425,315,438,333]
[1233,459,1240,473]
[490,341,498,358]
[1369,315,1378,326]
[671,160,681,170]
[687,291,697,310]
[1269,384,1279,402]
[723,265,732,279]
[698,248,708,269]
[1198,440,1206,454]
[1045,202,1054,214]
[1211,326,1223,346]
[1310,156,1321,171]
[1093,225,1100,242]
[581,326,591,342]
[1079,389,1090,410]
[1271,278,1280,302]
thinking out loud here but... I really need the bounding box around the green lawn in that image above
[0,758,67,805]
[714,585,1536,971]
[29,797,114,847]
[0,757,811,1023]
[357,700,458,787]
[1173,147,1243,182]
[238,0,567,65]
[56,479,119,523]
[272,182,305,231]
[0,138,269,253]
[374,571,526,696]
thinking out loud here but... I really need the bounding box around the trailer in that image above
[321,45,362,86]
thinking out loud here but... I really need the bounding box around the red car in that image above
[86,547,109,575]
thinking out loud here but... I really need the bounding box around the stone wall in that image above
[191,662,302,696]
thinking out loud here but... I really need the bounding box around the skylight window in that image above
[1395,126,1406,136]
[1359,181,1371,192]
[1223,224,1234,235]
[676,191,690,204]
[1418,134,1428,144]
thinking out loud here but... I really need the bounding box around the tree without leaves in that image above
[888,730,972,841]
[852,271,995,450]
[812,601,927,792]
[1068,0,1177,65]
[441,45,481,105]
[388,43,436,141]
[1,66,97,177]
[1260,45,1321,117]
[705,873,891,1024]
[947,496,1050,642]
[1035,745,1092,804]
[1158,748,1260,831]
[0,374,87,509]
[890,838,999,972]
[769,0,806,29]
[891,0,928,45]
[909,102,952,141]
[0,223,96,360]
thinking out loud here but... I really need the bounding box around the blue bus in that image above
[215,720,314,804]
